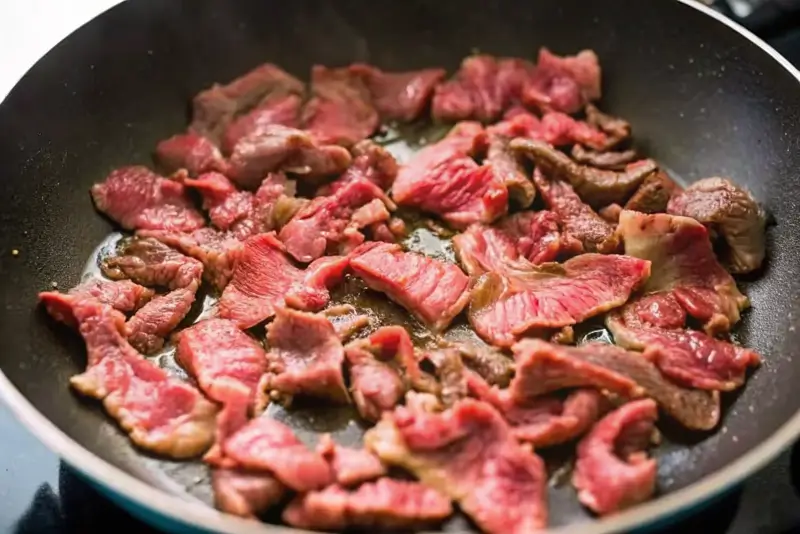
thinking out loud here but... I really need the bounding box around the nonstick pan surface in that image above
[2,0,800,532]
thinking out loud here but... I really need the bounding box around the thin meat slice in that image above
[667,177,766,274]
[366,399,548,534]
[572,144,638,170]
[91,166,205,232]
[624,169,680,213]
[68,300,216,458]
[392,121,508,229]
[218,233,347,328]
[510,339,720,430]
[349,242,471,332]
[264,307,349,403]
[190,63,304,142]
[223,416,333,491]
[488,107,607,150]
[533,168,619,253]
[346,345,406,422]
[211,468,285,518]
[432,55,507,122]
[125,287,196,354]
[522,48,602,114]
[573,399,658,515]
[469,253,650,347]
[302,65,379,147]
[137,228,244,291]
[227,124,352,189]
[513,139,657,208]
[468,374,606,448]
[222,93,303,154]
[318,140,399,194]
[486,133,536,208]
[442,339,515,388]
[317,434,387,487]
[453,211,571,277]
[39,279,154,328]
[154,132,227,176]
[279,177,394,262]
[349,63,446,122]
[283,478,453,531]
[102,237,203,290]
[585,103,632,149]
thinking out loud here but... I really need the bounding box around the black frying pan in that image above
[1,0,800,532]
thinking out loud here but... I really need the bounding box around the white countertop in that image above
[0,0,123,102]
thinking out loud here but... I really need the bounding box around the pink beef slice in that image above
[349,63,446,122]
[453,211,573,277]
[283,478,453,531]
[185,172,304,240]
[222,92,303,154]
[522,48,602,114]
[317,433,387,487]
[154,132,227,176]
[190,63,305,142]
[366,399,548,534]
[349,242,471,332]
[606,210,759,391]
[302,65,379,147]
[137,228,244,291]
[227,124,352,189]
[102,237,203,290]
[508,339,721,431]
[125,286,197,354]
[488,107,608,150]
[346,345,405,422]
[391,121,509,229]
[468,253,650,348]
[485,132,536,208]
[318,139,399,195]
[91,166,205,232]
[67,300,216,458]
[279,177,394,262]
[222,416,333,491]
[467,373,606,448]
[211,468,286,518]
[264,307,349,403]
[39,279,154,328]
[573,399,658,515]
[218,233,347,328]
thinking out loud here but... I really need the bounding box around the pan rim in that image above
[3,0,800,533]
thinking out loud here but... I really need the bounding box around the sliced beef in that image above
[219,233,347,328]
[532,168,619,253]
[211,468,285,518]
[264,307,349,403]
[68,300,216,458]
[125,287,196,354]
[302,65,379,147]
[585,103,632,149]
[624,169,680,213]
[571,144,638,171]
[432,55,510,122]
[487,107,607,150]
[469,253,650,347]
[222,416,333,491]
[522,48,602,114]
[349,242,471,331]
[154,133,227,176]
[227,124,352,189]
[221,93,303,154]
[137,228,243,291]
[318,140,399,194]
[366,399,548,534]
[422,348,468,408]
[392,121,508,229]
[453,211,573,277]
[346,345,406,422]
[102,237,203,290]
[317,434,387,487]
[190,63,304,142]
[349,63,446,122]
[91,166,205,232]
[510,339,720,430]
[468,374,606,447]
[667,177,766,274]
[442,339,514,388]
[513,139,657,208]
[573,399,658,515]
[283,478,453,531]
[486,133,536,208]
[39,279,153,328]
[279,177,394,262]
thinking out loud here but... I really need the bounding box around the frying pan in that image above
[1,0,799,532]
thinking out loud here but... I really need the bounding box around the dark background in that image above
[5,2,800,533]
